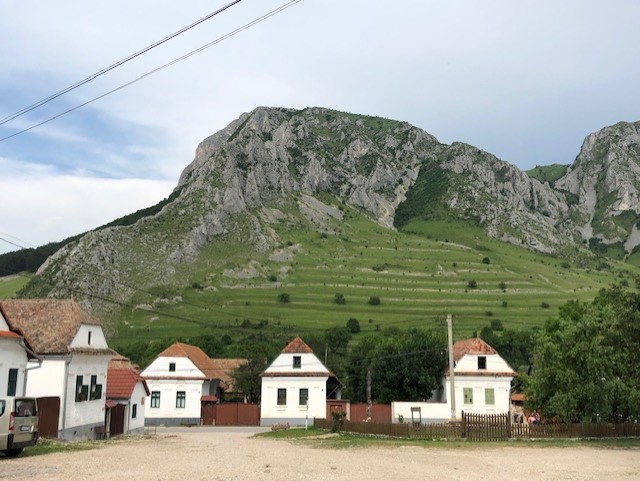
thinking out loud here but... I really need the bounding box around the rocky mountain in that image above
[19,108,640,312]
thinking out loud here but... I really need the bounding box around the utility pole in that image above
[366,367,372,421]
[447,313,456,421]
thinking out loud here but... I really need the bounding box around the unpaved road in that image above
[1,428,639,481]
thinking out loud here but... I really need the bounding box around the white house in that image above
[105,356,150,435]
[0,299,115,440]
[392,338,515,423]
[141,342,246,426]
[0,305,37,398]
[260,336,342,427]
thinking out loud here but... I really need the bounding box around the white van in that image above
[0,397,39,458]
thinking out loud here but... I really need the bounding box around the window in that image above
[0,400,5,417]
[15,399,35,417]
[7,368,18,396]
[485,388,495,406]
[176,391,186,409]
[169,363,176,372]
[299,388,309,406]
[90,375,103,401]
[477,356,487,370]
[132,404,138,419]
[88,331,92,345]
[151,391,161,408]
[277,388,287,406]
[75,375,88,402]
[293,356,301,369]
[463,387,473,405]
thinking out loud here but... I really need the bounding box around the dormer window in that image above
[478,356,487,370]
[169,362,176,372]
[293,356,301,369]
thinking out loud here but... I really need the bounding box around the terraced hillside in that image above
[107,198,633,349]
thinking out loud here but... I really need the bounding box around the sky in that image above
[1,0,639,255]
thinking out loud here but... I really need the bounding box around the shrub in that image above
[368,296,381,306]
[541,301,550,309]
[346,318,360,333]
[334,293,346,305]
[490,319,504,331]
[485,311,493,317]
[268,274,278,282]
[498,281,507,290]
[278,293,290,303]
[482,257,491,264]
[467,280,478,289]
[501,300,508,308]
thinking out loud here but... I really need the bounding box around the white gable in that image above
[264,352,329,375]
[141,355,205,379]
[70,324,109,349]
[0,311,10,330]
[455,352,514,375]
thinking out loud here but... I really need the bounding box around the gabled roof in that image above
[107,364,150,399]
[0,299,110,356]
[156,342,247,386]
[281,336,314,354]
[452,338,497,362]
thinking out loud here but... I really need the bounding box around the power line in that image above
[0,0,243,126]
[0,0,303,143]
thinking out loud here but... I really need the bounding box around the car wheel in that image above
[4,448,24,458]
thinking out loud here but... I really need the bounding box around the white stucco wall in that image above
[144,379,203,421]
[70,325,109,350]
[0,338,28,397]
[263,352,329,375]
[260,376,327,425]
[24,358,66,400]
[141,356,204,379]
[126,382,148,432]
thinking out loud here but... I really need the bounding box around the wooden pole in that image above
[366,367,372,420]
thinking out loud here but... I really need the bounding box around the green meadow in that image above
[105,200,636,348]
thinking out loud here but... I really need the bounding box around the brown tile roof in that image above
[452,338,497,362]
[107,365,150,399]
[0,299,105,355]
[156,342,247,388]
[281,336,314,354]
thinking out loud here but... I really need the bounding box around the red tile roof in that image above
[0,299,108,355]
[156,342,247,389]
[107,366,150,399]
[452,338,497,362]
[0,330,21,340]
[281,336,314,354]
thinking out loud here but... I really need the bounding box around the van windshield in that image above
[15,399,36,417]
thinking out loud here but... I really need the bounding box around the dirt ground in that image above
[1,428,639,481]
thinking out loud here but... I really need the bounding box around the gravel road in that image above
[1,428,639,481]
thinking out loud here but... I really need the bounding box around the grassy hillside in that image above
[0,273,31,299]
[526,164,569,186]
[100,198,635,353]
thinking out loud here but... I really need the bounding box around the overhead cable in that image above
[0,0,302,143]
[0,0,243,126]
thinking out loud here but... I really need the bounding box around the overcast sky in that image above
[1,0,639,255]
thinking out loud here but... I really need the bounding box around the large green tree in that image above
[526,286,640,422]
[346,328,447,403]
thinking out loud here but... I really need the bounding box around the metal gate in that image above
[36,396,60,439]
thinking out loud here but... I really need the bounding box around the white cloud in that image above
[0,157,174,255]
[1,0,639,252]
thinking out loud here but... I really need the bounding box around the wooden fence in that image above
[315,414,640,441]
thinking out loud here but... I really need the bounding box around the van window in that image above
[15,399,36,417]
[0,400,5,416]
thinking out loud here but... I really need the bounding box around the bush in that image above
[482,257,491,264]
[498,281,507,290]
[346,318,360,333]
[278,293,290,303]
[490,319,504,331]
[368,296,381,306]
[467,280,478,289]
[334,293,346,305]
[501,300,508,308]
[268,274,278,282]
[541,301,550,309]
